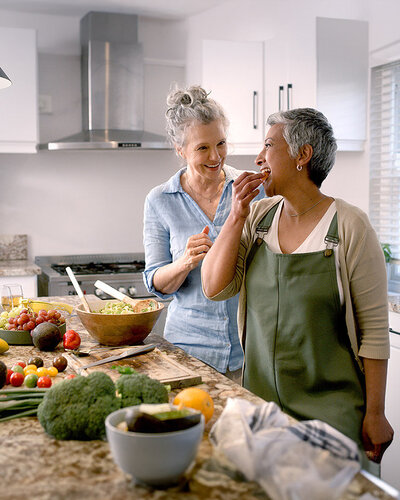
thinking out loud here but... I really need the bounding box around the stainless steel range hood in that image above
[41,12,170,151]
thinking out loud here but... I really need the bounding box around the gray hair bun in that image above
[166,85,209,109]
[165,85,229,148]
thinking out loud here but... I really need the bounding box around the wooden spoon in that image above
[66,266,91,312]
[94,280,158,312]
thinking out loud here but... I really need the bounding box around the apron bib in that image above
[244,204,365,446]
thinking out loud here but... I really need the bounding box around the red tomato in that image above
[37,375,52,388]
[63,330,81,350]
[6,369,13,384]
[10,372,24,387]
[16,361,26,368]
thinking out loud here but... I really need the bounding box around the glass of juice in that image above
[1,284,23,311]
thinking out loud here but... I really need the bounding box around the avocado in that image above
[0,360,7,389]
[31,322,62,351]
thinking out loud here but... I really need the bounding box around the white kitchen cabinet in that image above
[316,18,368,152]
[381,311,400,489]
[202,40,264,155]
[0,27,38,153]
[264,33,316,120]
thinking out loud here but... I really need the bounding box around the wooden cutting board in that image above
[64,347,202,389]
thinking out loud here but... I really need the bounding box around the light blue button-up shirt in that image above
[143,165,264,373]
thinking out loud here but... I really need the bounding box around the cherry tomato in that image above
[10,372,24,387]
[15,361,26,368]
[37,375,52,388]
[28,356,43,368]
[23,364,38,375]
[6,369,13,384]
[66,374,76,379]
[11,364,24,374]
[53,355,68,372]
[63,330,81,350]
[47,366,58,377]
[24,373,38,388]
[36,367,48,377]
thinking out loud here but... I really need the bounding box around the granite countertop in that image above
[0,295,398,500]
[0,259,41,277]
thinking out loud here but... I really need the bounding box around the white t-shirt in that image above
[263,200,344,304]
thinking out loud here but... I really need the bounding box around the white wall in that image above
[1,0,400,259]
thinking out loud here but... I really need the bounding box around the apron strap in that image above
[324,212,339,257]
[246,202,281,270]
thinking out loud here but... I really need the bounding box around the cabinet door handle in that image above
[389,327,400,336]
[279,85,284,111]
[253,91,258,129]
[287,83,293,110]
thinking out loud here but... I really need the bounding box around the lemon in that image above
[0,338,9,354]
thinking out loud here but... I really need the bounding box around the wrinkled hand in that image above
[182,226,213,271]
[362,412,394,463]
[231,171,266,221]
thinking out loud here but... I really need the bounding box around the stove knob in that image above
[95,288,107,299]
[118,287,128,295]
[128,286,137,297]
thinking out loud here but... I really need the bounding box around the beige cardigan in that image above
[206,197,390,369]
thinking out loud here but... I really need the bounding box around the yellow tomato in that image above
[24,368,38,376]
[47,366,58,377]
[36,367,48,377]
[24,364,38,374]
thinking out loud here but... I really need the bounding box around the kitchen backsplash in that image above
[0,235,28,260]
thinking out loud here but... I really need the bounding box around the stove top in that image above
[50,260,145,276]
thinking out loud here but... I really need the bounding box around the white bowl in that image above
[105,406,204,486]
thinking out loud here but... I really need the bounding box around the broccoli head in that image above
[115,373,169,408]
[37,371,120,440]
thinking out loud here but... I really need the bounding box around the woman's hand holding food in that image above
[152,226,212,295]
[231,172,267,222]
[181,226,213,271]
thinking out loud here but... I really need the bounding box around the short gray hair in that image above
[165,85,229,148]
[267,108,337,187]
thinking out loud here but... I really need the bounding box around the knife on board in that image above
[78,344,157,373]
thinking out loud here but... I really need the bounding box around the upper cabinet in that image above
[316,18,368,152]
[202,40,264,155]
[0,27,38,153]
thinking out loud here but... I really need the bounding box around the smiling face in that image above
[255,123,298,196]
[178,120,227,180]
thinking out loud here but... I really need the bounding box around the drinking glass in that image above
[1,284,24,312]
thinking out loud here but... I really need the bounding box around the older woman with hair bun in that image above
[202,107,393,471]
[143,85,265,382]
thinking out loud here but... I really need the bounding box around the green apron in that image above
[244,203,366,446]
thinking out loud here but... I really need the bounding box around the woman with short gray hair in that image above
[202,107,393,470]
[143,85,264,382]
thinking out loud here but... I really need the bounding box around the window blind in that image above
[369,60,400,266]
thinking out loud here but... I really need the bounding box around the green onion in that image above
[0,388,47,423]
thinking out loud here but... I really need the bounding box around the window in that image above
[369,60,400,292]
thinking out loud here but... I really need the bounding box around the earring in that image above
[296,164,302,171]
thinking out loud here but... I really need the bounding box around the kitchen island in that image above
[0,296,398,500]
